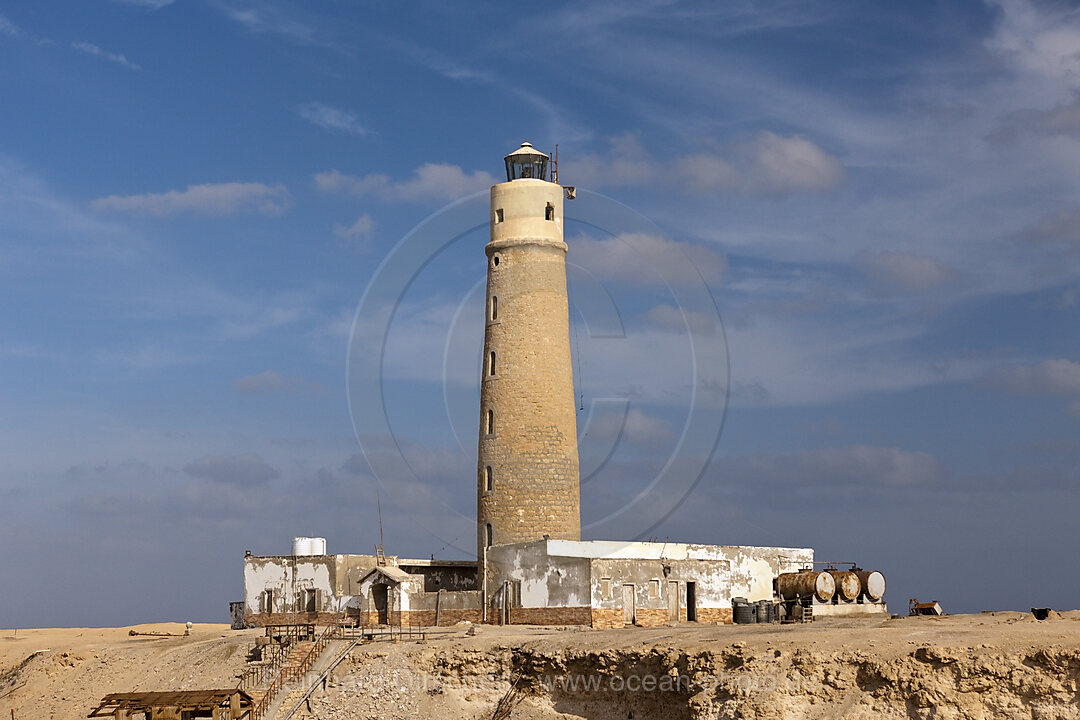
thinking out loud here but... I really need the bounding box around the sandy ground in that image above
[3,612,1079,719]
[0,622,258,720]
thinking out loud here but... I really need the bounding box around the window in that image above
[600,577,612,599]
[487,409,494,434]
[302,588,317,613]
[489,351,496,376]
[650,579,660,599]
[494,208,503,223]
[490,295,498,321]
[262,589,274,614]
[545,203,555,221]
[485,523,493,547]
[485,466,493,492]
[493,255,500,267]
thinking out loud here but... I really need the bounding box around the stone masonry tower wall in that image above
[477,176,581,565]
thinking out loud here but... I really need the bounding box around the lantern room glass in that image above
[505,154,548,182]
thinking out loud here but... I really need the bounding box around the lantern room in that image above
[504,141,549,182]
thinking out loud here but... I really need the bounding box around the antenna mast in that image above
[375,486,386,566]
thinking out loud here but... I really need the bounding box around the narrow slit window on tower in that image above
[485,523,493,547]
[489,351,496,376]
[545,203,555,221]
[485,466,493,492]
[487,409,494,434]
[490,295,498,321]
[493,255,500,267]
[494,208,503,223]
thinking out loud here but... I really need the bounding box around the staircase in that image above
[242,625,337,720]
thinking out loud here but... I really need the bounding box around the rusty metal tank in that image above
[829,571,861,602]
[777,571,835,603]
[855,570,886,601]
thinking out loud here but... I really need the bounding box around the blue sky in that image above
[2,0,1080,627]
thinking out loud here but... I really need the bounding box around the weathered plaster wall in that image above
[486,541,590,609]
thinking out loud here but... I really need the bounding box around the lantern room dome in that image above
[504,141,549,182]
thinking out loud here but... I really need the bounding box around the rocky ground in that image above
[3,612,1080,719]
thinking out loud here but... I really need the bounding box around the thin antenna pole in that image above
[376,487,385,552]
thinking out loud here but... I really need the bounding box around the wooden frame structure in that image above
[88,689,253,719]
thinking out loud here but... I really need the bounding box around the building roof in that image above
[358,565,412,584]
[89,689,252,716]
[492,538,814,562]
[505,141,548,160]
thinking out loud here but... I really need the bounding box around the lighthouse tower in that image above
[477,142,581,569]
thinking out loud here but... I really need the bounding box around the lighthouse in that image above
[477,142,581,571]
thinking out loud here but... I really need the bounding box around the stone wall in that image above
[477,178,581,568]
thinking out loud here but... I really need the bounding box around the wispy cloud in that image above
[183,453,280,486]
[71,41,142,71]
[298,102,369,136]
[233,370,316,394]
[111,0,175,9]
[314,165,496,203]
[333,214,374,248]
[569,232,728,289]
[0,13,22,36]
[857,252,959,294]
[564,132,845,195]
[988,359,1080,395]
[92,182,291,216]
[213,1,320,45]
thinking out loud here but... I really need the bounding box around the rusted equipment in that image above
[828,571,861,602]
[855,570,886,601]
[88,689,253,718]
[908,598,943,616]
[777,571,835,603]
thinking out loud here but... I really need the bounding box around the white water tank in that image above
[292,537,326,556]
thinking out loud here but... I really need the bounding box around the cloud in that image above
[643,304,719,336]
[183,453,279,486]
[112,0,175,7]
[994,95,1080,140]
[71,41,142,70]
[1070,401,1080,419]
[333,214,374,246]
[565,132,844,194]
[232,370,314,394]
[92,182,290,216]
[298,102,369,136]
[586,407,675,449]
[0,13,22,36]
[988,359,1080,395]
[569,232,728,289]
[857,252,958,293]
[720,444,944,490]
[681,131,846,193]
[216,3,319,45]
[314,165,497,203]
[1017,208,1080,247]
[985,0,1080,87]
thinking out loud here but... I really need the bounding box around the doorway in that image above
[686,581,697,622]
[667,581,679,622]
[372,583,389,624]
[622,584,636,625]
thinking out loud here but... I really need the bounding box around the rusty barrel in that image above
[828,571,861,602]
[777,571,835,603]
[855,570,886,601]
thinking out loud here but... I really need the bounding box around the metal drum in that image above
[777,571,835,603]
[856,570,886,601]
[829,571,861,602]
